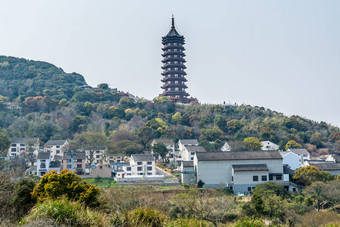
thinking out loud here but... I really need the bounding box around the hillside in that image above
[0,56,339,155]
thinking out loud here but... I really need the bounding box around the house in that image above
[83,146,107,164]
[261,141,280,151]
[181,145,206,161]
[306,160,340,176]
[151,139,177,161]
[49,161,61,173]
[181,161,195,184]
[62,151,86,175]
[110,161,130,177]
[37,151,51,177]
[288,148,310,166]
[283,165,299,192]
[115,154,164,182]
[178,139,199,151]
[25,166,37,176]
[194,150,284,195]
[280,151,301,170]
[220,141,246,152]
[325,154,340,163]
[44,140,69,160]
[8,138,39,157]
[221,142,232,152]
[106,154,126,164]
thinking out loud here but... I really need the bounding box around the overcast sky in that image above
[0,1,339,126]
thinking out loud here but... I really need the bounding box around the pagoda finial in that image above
[171,15,175,29]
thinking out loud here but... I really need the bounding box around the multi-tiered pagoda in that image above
[161,17,191,103]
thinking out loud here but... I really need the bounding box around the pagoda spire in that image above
[171,15,175,29]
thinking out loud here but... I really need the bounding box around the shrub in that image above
[20,198,108,226]
[234,217,265,227]
[126,208,167,227]
[166,218,214,227]
[197,180,205,188]
[31,170,100,207]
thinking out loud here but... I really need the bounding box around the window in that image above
[11,144,16,147]
[269,175,273,181]
[147,173,152,175]
[137,162,142,165]
[56,150,60,154]
[11,148,16,152]
[232,176,233,181]
[147,162,152,165]
[191,157,194,160]
[137,167,142,171]
[262,175,267,181]
[248,187,251,192]
[40,172,46,176]
[253,176,258,181]
[67,159,71,163]
[40,163,46,168]
[191,152,195,155]
[127,173,131,176]
[138,173,143,175]
[77,164,82,168]
[147,167,152,171]
[67,164,72,169]
[77,159,82,162]
[56,146,60,148]
[96,150,100,153]
[96,155,100,158]
[127,167,131,171]
[276,175,282,180]
[20,144,25,146]
[293,188,296,192]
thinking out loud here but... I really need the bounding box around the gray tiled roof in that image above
[179,139,199,146]
[11,138,39,144]
[37,151,50,159]
[232,164,268,172]
[312,163,340,171]
[184,145,206,152]
[181,161,194,167]
[289,148,310,155]
[63,151,86,160]
[45,140,67,146]
[49,161,61,168]
[152,139,174,146]
[131,154,154,162]
[196,151,282,161]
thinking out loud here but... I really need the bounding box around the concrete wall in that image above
[181,166,195,184]
[282,152,300,170]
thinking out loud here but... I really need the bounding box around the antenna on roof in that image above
[171,14,175,29]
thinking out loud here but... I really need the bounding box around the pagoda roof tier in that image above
[162,91,190,97]
[162,57,186,63]
[162,51,185,57]
[161,76,187,82]
[162,45,185,51]
[161,84,188,89]
[161,70,187,76]
[162,37,185,45]
[161,64,187,70]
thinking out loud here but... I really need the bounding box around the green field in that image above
[84,177,116,188]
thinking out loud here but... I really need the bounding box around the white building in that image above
[261,141,280,151]
[288,148,310,166]
[44,140,69,160]
[151,139,177,161]
[181,145,206,161]
[181,161,195,184]
[8,138,39,157]
[194,151,284,195]
[178,139,199,151]
[122,154,156,177]
[280,151,301,170]
[83,146,107,164]
[37,151,51,177]
[221,142,232,152]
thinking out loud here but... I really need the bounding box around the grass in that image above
[84,178,116,188]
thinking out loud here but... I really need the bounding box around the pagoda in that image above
[161,16,190,103]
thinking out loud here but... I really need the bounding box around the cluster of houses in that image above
[4,137,340,195]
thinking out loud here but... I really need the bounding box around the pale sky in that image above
[0,1,339,126]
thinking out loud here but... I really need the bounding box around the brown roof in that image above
[196,151,282,161]
[232,164,268,172]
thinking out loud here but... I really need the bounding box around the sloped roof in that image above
[45,140,67,146]
[37,151,50,159]
[49,161,61,168]
[181,161,194,167]
[312,163,340,171]
[179,139,199,146]
[184,145,206,152]
[152,139,174,146]
[196,151,282,161]
[11,138,39,144]
[232,164,268,172]
[63,151,86,159]
[131,154,154,162]
[289,148,310,155]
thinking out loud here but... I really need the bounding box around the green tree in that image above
[293,166,333,186]
[243,137,262,151]
[110,140,144,156]
[31,170,100,207]
[200,127,224,141]
[214,115,226,130]
[172,112,182,124]
[227,119,242,133]
[97,83,109,89]
[152,143,168,159]
[0,129,10,156]
[285,140,302,150]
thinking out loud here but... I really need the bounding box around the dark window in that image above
[67,159,71,163]
[127,167,131,171]
[11,144,16,147]
[269,175,273,180]
[147,173,152,175]
[96,155,100,158]
[147,167,152,171]
[232,176,233,181]
[96,150,100,153]
[67,164,72,169]
[40,172,46,176]
[77,159,82,162]
[77,164,82,168]
[191,157,194,160]
[191,152,195,155]
[293,188,296,192]
[11,148,16,152]
[20,144,25,146]
[137,162,142,165]
[253,176,258,181]
[276,175,282,180]
[262,175,267,181]
[40,163,46,168]
[137,167,142,171]
[56,150,60,154]
[56,146,60,148]
[147,162,152,165]
[248,187,251,192]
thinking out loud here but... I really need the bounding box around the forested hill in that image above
[0,56,339,156]
[0,56,86,101]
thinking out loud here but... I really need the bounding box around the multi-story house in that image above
[36,151,61,177]
[121,154,156,177]
[83,146,107,165]
[44,140,69,160]
[287,148,310,166]
[151,139,176,161]
[8,138,39,157]
[62,151,86,175]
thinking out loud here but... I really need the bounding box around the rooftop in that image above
[49,161,61,168]
[312,163,340,171]
[196,150,283,161]
[181,161,194,167]
[45,140,67,146]
[179,139,199,146]
[37,151,50,160]
[63,151,86,160]
[232,164,268,172]
[288,148,310,155]
[152,139,174,146]
[184,145,206,152]
[131,154,154,162]
[11,137,39,144]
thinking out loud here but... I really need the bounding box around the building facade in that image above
[44,140,69,160]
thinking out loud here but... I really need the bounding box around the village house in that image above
[178,139,199,151]
[62,151,86,175]
[37,151,51,177]
[83,146,107,165]
[106,153,126,164]
[261,141,280,151]
[151,138,178,162]
[181,161,195,184]
[287,148,310,166]
[44,140,69,160]
[8,137,40,157]
[193,151,284,195]
[279,151,301,170]
[181,145,206,161]
[306,159,340,176]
